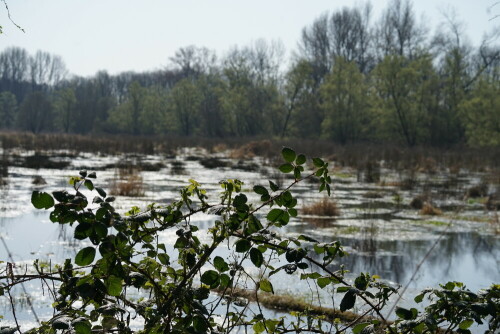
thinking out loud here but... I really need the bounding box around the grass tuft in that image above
[302,198,340,217]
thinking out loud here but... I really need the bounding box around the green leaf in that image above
[105,276,123,296]
[250,248,264,267]
[219,274,231,288]
[352,322,371,334]
[317,277,331,289]
[31,191,55,209]
[74,223,92,240]
[73,321,91,334]
[443,281,456,290]
[312,158,325,167]
[214,256,229,272]
[293,167,301,179]
[279,163,294,173]
[267,208,285,222]
[259,279,274,294]
[235,239,251,253]
[459,319,474,330]
[253,322,266,333]
[201,270,220,288]
[355,274,369,291]
[295,154,306,165]
[95,187,107,198]
[396,307,415,320]
[158,253,170,265]
[84,180,94,191]
[281,147,296,163]
[269,181,279,192]
[193,315,208,333]
[75,247,96,266]
[253,185,268,195]
[339,288,356,311]
[87,172,97,179]
[414,293,424,303]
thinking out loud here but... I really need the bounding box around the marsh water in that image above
[0,148,498,331]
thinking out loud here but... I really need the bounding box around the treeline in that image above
[0,0,499,147]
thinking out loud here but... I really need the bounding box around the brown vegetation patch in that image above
[110,168,145,197]
[221,287,383,327]
[302,198,340,217]
[199,157,230,169]
[466,183,488,198]
[32,175,47,185]
[230,140,274,159]
[170,160,186,175]
[363,191,383,199]
[420,202,442,216]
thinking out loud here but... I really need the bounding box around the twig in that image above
[1,0,24,32]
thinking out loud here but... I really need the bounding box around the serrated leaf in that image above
[75,247,96,266]
[282,147,296,163]
[279,163,294,173]
[250,248,264,267]
[31,191,55,209]
[259,279,274,294]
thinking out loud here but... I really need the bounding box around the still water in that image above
[0,149,498,331]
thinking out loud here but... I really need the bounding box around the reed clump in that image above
[420,202,442,216]
[110,168,145,197]
[302,198,340,217]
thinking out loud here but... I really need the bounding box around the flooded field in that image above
[0,147,499,331]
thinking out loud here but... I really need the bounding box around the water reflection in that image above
[288,221,499,292]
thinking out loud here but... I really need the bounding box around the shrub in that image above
[1,148,498,334]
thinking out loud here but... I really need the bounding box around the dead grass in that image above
[110,168,145,197]
[32,175,47,185]
[420,202,442,216]
[219,287,386,327]
[229,140,274,159]
[302,198,340,217]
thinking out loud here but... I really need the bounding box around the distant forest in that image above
[0,0,499,147]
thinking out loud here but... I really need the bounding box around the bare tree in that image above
[375,0,427,59]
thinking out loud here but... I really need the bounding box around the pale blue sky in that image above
[0,0,498,77]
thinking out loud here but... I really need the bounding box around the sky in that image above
[0,0,499,77]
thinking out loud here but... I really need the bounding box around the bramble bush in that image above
[0,148,498,333]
